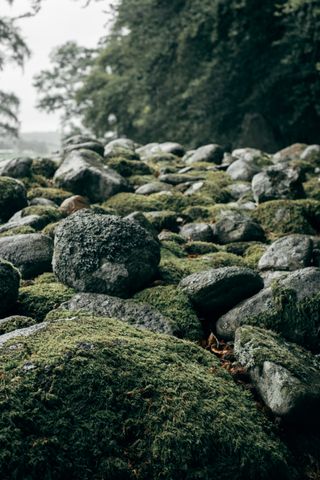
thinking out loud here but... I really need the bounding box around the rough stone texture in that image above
[63,135,105,156]
[135,181,173,195]
[0,233,53,279]
[0,214,43,234]
[158,141,185,157]
[0,157,32,178]
[53,210,160,297]
[56,292,173,335]
[227,159,260,181]
[185,144,224,165]
[234,325,320,422]
[179,266,263,313]
[273,143,307,163]
[213,210,265,244]
[53,149,129,202]
[0,315,36,335]
[180,223,214,242]
[0,259,20,317]
[0,322,47,347]
[0,177,28,222]
[216,267,320,349]
[252,164,305,203]
[258,234,313,271]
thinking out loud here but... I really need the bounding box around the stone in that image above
[158,142,185,157]
[63,135,105,156]
[29,198,57,207]
[124,211,158,238]
[252,164,305,203]
[59,195,90,216]
[159,173,204,185]
[0,259,20,317]
[0,234,53,279]
[226,159,260,181]
[53,149,129,202]
[0,156,32,178]
[216,267,320,349]
[234,325,320,423]
[185,144,224,165]
[31,156,59,178]
[258,234,313,271]
[213,210,265,244]
[0,177,28,222]
[144,210,179,232]
[180,266,263,314]
[55,292,173,335]
[135,181,173,195]
[0,315,36,335]
[0,214,44,234]
[300,144,320,166]
[226,182,252,201]
[53,210,160,297]
[273,143,307,163]
[180,223,214,242]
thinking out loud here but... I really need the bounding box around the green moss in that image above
[244,244,267,269]
[21,174,51,189]
[184,241,220,255]
[159,251,248,284]
[134,285,203,341]
[252,199,320,239]
[31,157,57,178]
[0,316,36,335]
[33,273,59,284]
[0,226,36,238]
[182,203,236,222]
[145,210,178,232]
[42,221,60,237]
[21,206,64,223]
[17,282,75,321]
[303,177,320,201]
[0,314,291,479]
[243,285,320,352]
[0,177,27,221]
[27,187,73,205]
[127,174,156,187]
[236,325,320,383]
[107,157,153,177]
[104,147,139,161]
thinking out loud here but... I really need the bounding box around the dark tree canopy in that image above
[35,0,320,150]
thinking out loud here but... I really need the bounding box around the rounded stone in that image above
[53,210,161,297]
[0,259,20,317]
[0,177,28,222]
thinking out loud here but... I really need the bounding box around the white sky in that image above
[0,0,112,133]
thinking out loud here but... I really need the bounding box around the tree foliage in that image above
[35,0,320,149]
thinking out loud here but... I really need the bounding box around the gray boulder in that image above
[53,210,160,297]
[159,173,204,185]
[180,223,214,242]
[258,234,313,271]
[216,267,320,350]
[180,266,263,314]
[0,259,20,317]
[0,157,32,178]
[0,214,43,234]
[185,144,224,165]
[0,177,28,222]
[55,292,173,335]
[63,135,105,156]
[53,149,129,202]
[135,181,173,195]
[234,325,320,423]
[158,142,185,157]
[213,210,265,243]
[226,159,260,182]
[0,234,53,279]
[252,164,305,203]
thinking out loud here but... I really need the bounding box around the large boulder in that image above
[213,210,265,244]
[258,234,313,271]
[179,266,263,314]
[53,210,160,297]
[53,149,129,202]
[184,144,224,165]
[0,234,53,279]
[0,313,293,479]
[0,156,32,178]
[235,325,320,423]
[252,164,305,203]
[62,135,105,156]
[0,259,20,317]
[216,267,320,350]
[180,223,214,242]
[0,177,28,222]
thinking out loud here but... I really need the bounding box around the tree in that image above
[33,41,96,135]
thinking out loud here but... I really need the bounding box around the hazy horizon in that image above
[0,0,113,133]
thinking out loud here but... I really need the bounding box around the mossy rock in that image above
[27,187,73,205]
[20,174,51,189]
[104,192,194,216]
[107,157,153,177]
[0,314,292,479]
[31,157,58,178]
[127,174,156,187]
[0,315,36,335]
[0,226,36,238]
[0,177,28,222]
[244,244,268,269]
[17,282,75,321]
[145,210,178,232]
[252,199,320,239]
[42,221,60,237]
[159,250,248,284]
[303,178,320,201]
[20,206,64,224]
[184,241,220,255]
[134,285,203,341]
[182,203,236,222]
[33,272,59,284]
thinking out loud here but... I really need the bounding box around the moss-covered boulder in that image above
[107,157,153,177]
[134,285,203,341]
[0,259,20,317]
[0,315,36,335]
[252,199,320,239]
[27,187,73,205]
[0,314,293,479]
[17,282,75,321]
[0,177,28,222]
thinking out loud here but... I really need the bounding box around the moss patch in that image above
[0,314,292,479]
[0,316,36,335]
[27,187,73,205]
[107,157,153,177]
[134,285,203,341]
[0,226,36,238]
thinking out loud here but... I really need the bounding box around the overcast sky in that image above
[0,0,112,133]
